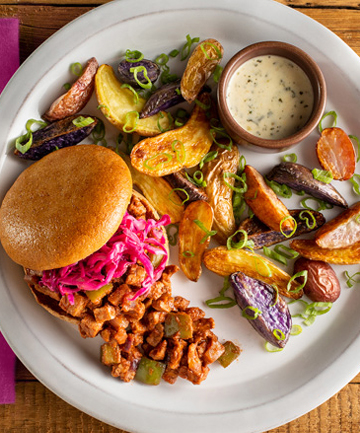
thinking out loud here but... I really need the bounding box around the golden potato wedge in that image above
[181,38,224,104]
[122,153,184,223]
[95,64,171,136]
[44,57,99,121]
[244,165,295,232]
[179,200,214,281]
[315,201,360,249]
[130,92,213,177]
[202,144,239,244]
[203,246,303,299]
[290,238,360,264]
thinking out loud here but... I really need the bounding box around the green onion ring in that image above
[125,49,144,62]
[130,66,152,89]
[70,62,83,76]
[279,216,297,238]
[194,219,217,244]
[199,42,222,60]
[273,329,285,341]
[143,152,173,171]
[122,111,139,133]
[168,188,189,206]
[242,306,262,320]
[299,210,316,229]
[15,131,33,154]
[121,83,139,104]
[282,153,297,163]
[287,270,308,294]
[318,110,337,133]
[311,168,333,184]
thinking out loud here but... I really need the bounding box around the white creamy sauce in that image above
[226,55,314,139]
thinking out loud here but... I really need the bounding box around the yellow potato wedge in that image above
[290,238,360,264]
[203,246,302,299]
[181,38,224,104]
[202,144,239,244]
[244,165,295,232]
[315,201,360,249]
[95,64,171,136]
[122,153,184,223]
[179,200,214,282]
[130,92,213,177]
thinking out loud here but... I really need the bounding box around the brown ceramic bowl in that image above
[217,41,327,152]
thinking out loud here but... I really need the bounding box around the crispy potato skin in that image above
[244,165,294,232]
[178,201,214,282]
[203,246,303,299]
[202,144,239,244]
[181,38,224,104]
[315,201,360,249]
[130,93,213,177]
[44,57,99,121]
[95,64,171,136]
[290,238,360,264]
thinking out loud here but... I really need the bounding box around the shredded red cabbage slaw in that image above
[40,212,170,304]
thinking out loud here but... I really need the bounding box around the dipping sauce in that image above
[226,55,314,140]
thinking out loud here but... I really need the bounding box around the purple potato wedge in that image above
[230,271,292,348]
[238,209,326,249]
[267,162,348,208]
[14,115,98,160]
[140,80,184,118]
[165,171,208,203]
[117,59,160,87]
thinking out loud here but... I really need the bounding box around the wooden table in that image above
[1,0,360,431]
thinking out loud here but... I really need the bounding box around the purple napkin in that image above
[0,18,19,404]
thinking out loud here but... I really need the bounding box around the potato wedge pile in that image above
[33,39,360,354]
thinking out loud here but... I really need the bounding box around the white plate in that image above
[1,1,360,432]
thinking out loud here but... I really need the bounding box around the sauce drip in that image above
[226,55,314,140]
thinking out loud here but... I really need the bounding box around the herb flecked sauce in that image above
[226,55,314,139]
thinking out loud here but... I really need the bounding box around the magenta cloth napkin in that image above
[0,17,19,404]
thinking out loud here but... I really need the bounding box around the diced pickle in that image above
[85,283,113,303]
[101,341,121,366]
[217,341,241,368]
[135,356,166,385]
[164,312,193,339]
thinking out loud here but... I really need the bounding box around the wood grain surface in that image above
[1,0,360,432]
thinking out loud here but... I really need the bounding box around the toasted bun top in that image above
[0,145,132,270]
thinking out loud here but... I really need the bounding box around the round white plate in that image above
[1,1,360,432]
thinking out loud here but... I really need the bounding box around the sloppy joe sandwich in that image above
[0,144,226,385]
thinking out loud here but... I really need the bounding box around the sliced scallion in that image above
[311,168,333,184]
[242,306,262,320]
[318,110,337,133]
[194,219,217,244]
[72,116,94,128]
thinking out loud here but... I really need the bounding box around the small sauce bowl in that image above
[217,41,327,152]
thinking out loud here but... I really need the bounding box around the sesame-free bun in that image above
[0,145,132,270]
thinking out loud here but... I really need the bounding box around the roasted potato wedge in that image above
[238,209,326,249]
[130,92,213,176]
[290,238,360,264]
[203,246,303,299]
[179,200,214,282]
[122,154,184,223]
[202,144,239,244]
[44,57,99,122]
[315,201,360,249]
[316,127,356,181]
[244,165,295,232]
[95,64,171,136]
[181,38,224,104]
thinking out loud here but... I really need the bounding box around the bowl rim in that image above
[217,40,327,151]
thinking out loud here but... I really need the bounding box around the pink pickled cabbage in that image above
[40,212,170,304]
